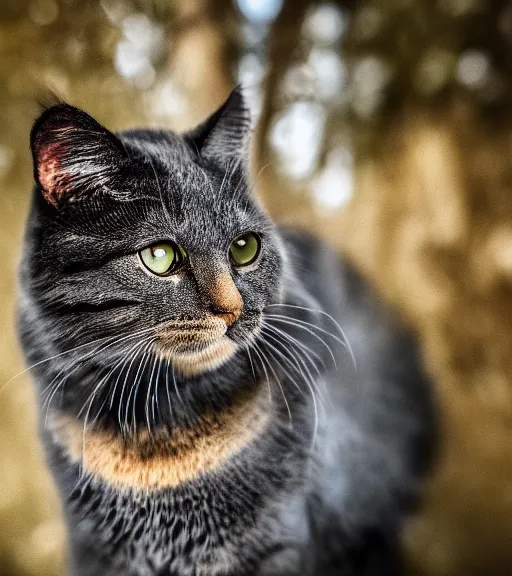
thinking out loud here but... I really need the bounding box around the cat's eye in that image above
[139,242,186,276]
[229,232,261,267]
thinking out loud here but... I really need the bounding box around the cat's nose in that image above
[207,272,243,327]
[193,261,243,327]
[210,306,239,327]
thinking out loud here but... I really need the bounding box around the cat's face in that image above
[26,88,284,378]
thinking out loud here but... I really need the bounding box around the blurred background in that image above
[1,0,512,574]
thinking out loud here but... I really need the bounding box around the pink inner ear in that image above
[37,141,71,206]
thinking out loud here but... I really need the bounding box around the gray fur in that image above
[18,88,435,575]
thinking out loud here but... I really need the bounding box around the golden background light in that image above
[1,1,512,574]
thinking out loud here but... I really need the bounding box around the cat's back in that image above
[280,227,435,528]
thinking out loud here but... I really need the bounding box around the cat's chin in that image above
[154,315,261,376]
[159,336,239,377]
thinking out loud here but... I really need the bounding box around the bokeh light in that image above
[114,13,164,89]
[236,0,283,24]
[312,147,354,211]
[456,50,491,90]
[304,4,346,44]
[270,101,325,180]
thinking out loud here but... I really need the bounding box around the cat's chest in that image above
[46,383,313,574]
[70,473,301,576]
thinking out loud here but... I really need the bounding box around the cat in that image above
[18,86,435,576]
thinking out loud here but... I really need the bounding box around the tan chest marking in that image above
[50,388,268,491]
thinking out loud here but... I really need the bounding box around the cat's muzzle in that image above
[154,317,238,375]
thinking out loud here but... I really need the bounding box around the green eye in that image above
[139,242,185,276]
[230,232,261,267]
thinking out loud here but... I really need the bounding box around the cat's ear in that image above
[185,86,252,165]
[30,104,127,207]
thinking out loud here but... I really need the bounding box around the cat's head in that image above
[25,87,285,380]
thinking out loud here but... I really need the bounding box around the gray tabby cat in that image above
[18,87,435,575]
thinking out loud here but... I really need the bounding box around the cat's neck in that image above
[52,344,259,433]
[49,379,271,491]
